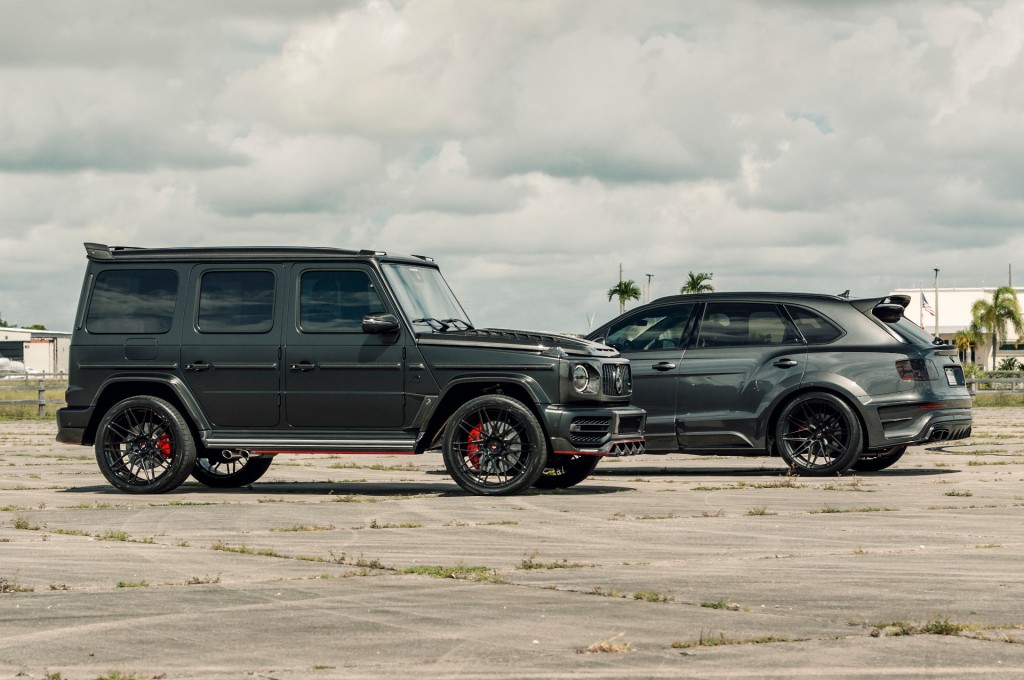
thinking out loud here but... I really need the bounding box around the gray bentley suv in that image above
[588,292,972,475]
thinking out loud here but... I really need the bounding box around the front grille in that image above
[602,364,632,397]
[569,416,611,446]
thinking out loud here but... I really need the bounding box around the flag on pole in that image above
[922,294,935,316]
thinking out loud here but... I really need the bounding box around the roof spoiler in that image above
[851,294,910,323]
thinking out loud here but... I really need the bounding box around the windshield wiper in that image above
[442,318,474,330]
[412,317,451,332]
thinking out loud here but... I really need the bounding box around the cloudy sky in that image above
[1,0,1022,334]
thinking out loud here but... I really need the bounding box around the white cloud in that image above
[0,0,1023,333]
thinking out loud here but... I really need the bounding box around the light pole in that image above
[645,273,654,303]
[933,267,940,338]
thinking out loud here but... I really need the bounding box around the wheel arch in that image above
[84,376,209,446]
[765,384,870,457]
[415,376,548,453]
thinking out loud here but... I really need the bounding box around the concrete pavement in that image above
[1,409,1023,679]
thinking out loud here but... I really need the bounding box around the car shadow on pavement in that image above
[592,465,958,478]
[57,481,636,497]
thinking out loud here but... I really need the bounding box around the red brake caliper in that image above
[156,433,173,458]
[466,425,483,469]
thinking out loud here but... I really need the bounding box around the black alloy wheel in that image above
[191,452,274,488]
[442,395,548,495]
[94,396,197,493]
[775,392,863,476]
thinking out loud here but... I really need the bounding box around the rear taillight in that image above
[896,359,930,381]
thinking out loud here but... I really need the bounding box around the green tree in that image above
[971,286,1024,371]
[607,279,642,315]
[680,271,714,294]
[953,326,981,364]
[0,311,10,328]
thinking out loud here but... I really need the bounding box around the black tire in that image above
[442,395,549,495]
[533,454,601,489]
[191,452,274,488]
[774,392,863,476]
[94,396,197,493]
[851,445,908,472]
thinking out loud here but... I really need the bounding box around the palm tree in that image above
[608,279,642,315]
[680,271,714,294]
[953,328,979,364]
[970,286,1024,371]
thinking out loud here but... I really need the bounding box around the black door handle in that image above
[773,359,799,369]
[290,361,316,372]
[652,362,677,371]
[185,361,211,372]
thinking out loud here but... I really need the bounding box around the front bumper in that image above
[544,404,646,456]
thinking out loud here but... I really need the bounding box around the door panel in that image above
[180,266,284,428]
[602,303,695,451]
[284,266,407,429]
[676,302,806,450]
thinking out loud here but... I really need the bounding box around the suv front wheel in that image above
[774,392,862,476]
[94,396,197,493]
[442,395,548,495]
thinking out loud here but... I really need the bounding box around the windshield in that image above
[382,263,472,333]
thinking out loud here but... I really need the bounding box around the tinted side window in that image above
[604,304,695,352]
[697,302,800,348]
[86,269,178,334]
[300,270,385,332]
[198,271,275,333]
[787,306,843,344]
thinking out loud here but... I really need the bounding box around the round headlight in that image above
[572,364,590,392]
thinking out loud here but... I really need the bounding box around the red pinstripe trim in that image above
[251,450,416,456]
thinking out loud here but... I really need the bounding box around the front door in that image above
[283,265,406,428]
[602,302,696,451]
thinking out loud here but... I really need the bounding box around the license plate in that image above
[945,366,960,386]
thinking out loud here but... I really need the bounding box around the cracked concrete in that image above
[1,409,1023,678]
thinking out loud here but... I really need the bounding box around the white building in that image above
[891,287,1024,368]
[0,327,70,376]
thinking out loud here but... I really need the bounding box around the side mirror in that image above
[362,312,401,335]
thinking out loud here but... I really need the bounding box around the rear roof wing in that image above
[851,294,910,323]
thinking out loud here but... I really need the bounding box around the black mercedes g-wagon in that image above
[57,243,645,496]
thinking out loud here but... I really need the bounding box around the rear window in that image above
[197,271,275,333]
[696,302,801,348]
[786,306,843,344]
[888,316,938,346]
[86,269,178,334]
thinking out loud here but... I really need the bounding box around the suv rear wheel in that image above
[94,396,197,493]
[442,395,548,495]
[775,392,862,476]
[191,452,274,488]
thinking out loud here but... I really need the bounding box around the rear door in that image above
[180,265,284,428]
[283,264,407,428]
[676,301,806,450]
